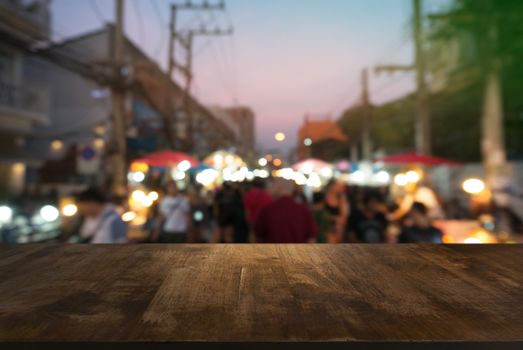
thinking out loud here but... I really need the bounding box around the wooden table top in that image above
[1,244,522,348]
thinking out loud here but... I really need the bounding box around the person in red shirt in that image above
[255,178,318,243]
[244,178,273,226]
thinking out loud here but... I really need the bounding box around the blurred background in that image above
[0,0,522,245]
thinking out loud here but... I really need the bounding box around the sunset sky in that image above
[51,0,449,152]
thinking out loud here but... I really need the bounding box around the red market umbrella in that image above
[376,152,462,167]
[135,150,200,168]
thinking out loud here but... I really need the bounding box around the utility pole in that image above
[167,4,178,79]
[428,5,510,189]
[361,68,372,160]
[109,0,127,196]
[413,0,430,155]
[174,26,233,150]
[167,1,226,79]
[481,22,508,189]
[166,1,227,151]
[375,0,431,155]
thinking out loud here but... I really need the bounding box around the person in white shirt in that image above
[76,189,127,244]
[155,181,190,243]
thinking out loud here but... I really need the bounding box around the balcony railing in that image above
[0,80,49,120]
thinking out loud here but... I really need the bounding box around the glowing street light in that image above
[303,138,312,147]
[275,132,286,142]
[50,139,64,152]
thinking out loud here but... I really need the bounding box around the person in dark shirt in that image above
[398,202,443,243]
[312,192,331,243]
[213,182,244,243]
[255,178,318,243]
[347,191,388,243]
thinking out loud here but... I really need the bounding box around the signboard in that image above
[77,144,101,175]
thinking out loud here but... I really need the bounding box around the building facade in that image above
[0,0,51,196]
[297,116,348,161]
[208,106,256,161]
[0,12,240,194]
[224,106,256,161]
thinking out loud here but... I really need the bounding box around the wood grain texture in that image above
[0,244,522,344]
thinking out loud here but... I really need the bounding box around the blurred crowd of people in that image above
[68,177,448,244]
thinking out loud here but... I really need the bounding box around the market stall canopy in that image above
[134,150,200,168]
[376,152,462,167]
[292,158,332,172]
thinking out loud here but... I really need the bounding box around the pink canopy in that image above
[134,150,200,167]
[376,152,462,167]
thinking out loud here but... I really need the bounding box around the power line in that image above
[208,39,237,103]
[151,0,168,58]
[325,82,361,118]
[370,73,412,100]
[88,0,106,25]
[203,10,237,101]
[131,0,146,48]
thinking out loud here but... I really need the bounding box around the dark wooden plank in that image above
[0,244,522,346]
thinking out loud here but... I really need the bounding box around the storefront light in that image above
[375,171,390,184]
[40,205,60,222]
[148,191,159,201]
[62,204,78,217]
[303,138,312,147]
[130,162,149,173]
[257,169,269,178]
[306,173,322,188]
[131,171,146,183]
[277,168,295,180]
[0,206,13,224]
[462,178,485,195]
[178,160,191,172]
[350,170,366,184]
[142,197,154,207]
[258,158,268,167]
[50,139,64,152]
[320,167,333,178]
[214,154,224,166]
[196,169,219,186]
[406,170,420,183]
[301,164,313,175]
[122,211,137,223]
[464,237,483,244]
[131,190,146,202]
[94,138,105,150]
[174,171,186,181]
[294,173,307,186]
[394,173,408,187]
